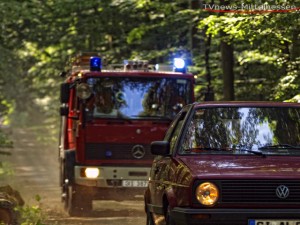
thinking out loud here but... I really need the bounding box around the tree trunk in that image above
[204,33,214,101]
[220,35,234,100]
[291,29,300,60]
[220,0,235,100]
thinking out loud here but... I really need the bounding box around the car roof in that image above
[193,101,300,108]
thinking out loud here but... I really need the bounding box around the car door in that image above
[149,109,188,206]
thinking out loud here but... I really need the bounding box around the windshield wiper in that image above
[131,115,172,121]
[239,148,266,157]
[258,144,300,150]
[116,111,132,123]
[185,147,230,152]
[186,147,265,157]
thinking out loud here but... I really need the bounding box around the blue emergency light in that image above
[173,58,186,73]
[90,56,101,71]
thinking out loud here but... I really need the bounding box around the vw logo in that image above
[131,145,146,159]
[276,185,289,199]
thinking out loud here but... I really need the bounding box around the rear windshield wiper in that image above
[258,144,300,150]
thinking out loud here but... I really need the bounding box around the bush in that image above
[16,195,46,225]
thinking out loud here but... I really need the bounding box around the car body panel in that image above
[178,155,300,179]
[145,101,300,225]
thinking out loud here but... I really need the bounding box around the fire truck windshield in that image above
[85,76,192,120]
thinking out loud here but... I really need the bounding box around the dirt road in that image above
[0,127,146,225]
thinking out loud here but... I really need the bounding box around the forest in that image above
[0,0,299,128]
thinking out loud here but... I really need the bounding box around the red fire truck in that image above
[59,53,195,216]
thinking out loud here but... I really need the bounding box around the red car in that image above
[144,101,300,225]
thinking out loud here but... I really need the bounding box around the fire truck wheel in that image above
[59,158,64,188]
[66,185,92,216]
[145,206,155,225]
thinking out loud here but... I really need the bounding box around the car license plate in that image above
[122,180,148,187]
[249,219,300,225]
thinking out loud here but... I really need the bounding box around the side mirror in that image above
[84,109,93,123]
[60,105,69,116]
[151,141,170,156]
[60,83,70,104]
[59,71,67,77]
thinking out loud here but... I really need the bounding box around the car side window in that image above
[166,112,187,153]
[164,112,183,141]
[169,119,184,153]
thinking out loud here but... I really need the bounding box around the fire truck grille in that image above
[85,143,153,160]
[221,180,300,203]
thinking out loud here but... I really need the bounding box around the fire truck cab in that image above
[59,53,195,216]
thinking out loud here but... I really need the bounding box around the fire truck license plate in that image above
[248,220,300,225]
[122,180,148,187]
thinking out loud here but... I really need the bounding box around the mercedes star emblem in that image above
[131,145,146,159]
[276,185,289,199]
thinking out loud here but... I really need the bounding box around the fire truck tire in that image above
[145,206,155,225]
[66,185,92,217]
[60,159,67,203]
[59,158,64,187]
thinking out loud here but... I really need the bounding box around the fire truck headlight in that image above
[76,83,92,100]
[84,168,100,178]
[195,182,219,206]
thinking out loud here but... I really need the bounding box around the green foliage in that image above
[0,131,13,148]
[198,0,300,100]
[0,100,13,127]
[16,195,46,225]
[0,0,299,124]
[0,1,298,224]
[273,57,300,101]
[0,161,14,177]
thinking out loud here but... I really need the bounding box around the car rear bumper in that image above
[171,207,300,225]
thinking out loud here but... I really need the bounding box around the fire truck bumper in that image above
[73,166,150,200]
[74,166,150,188]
